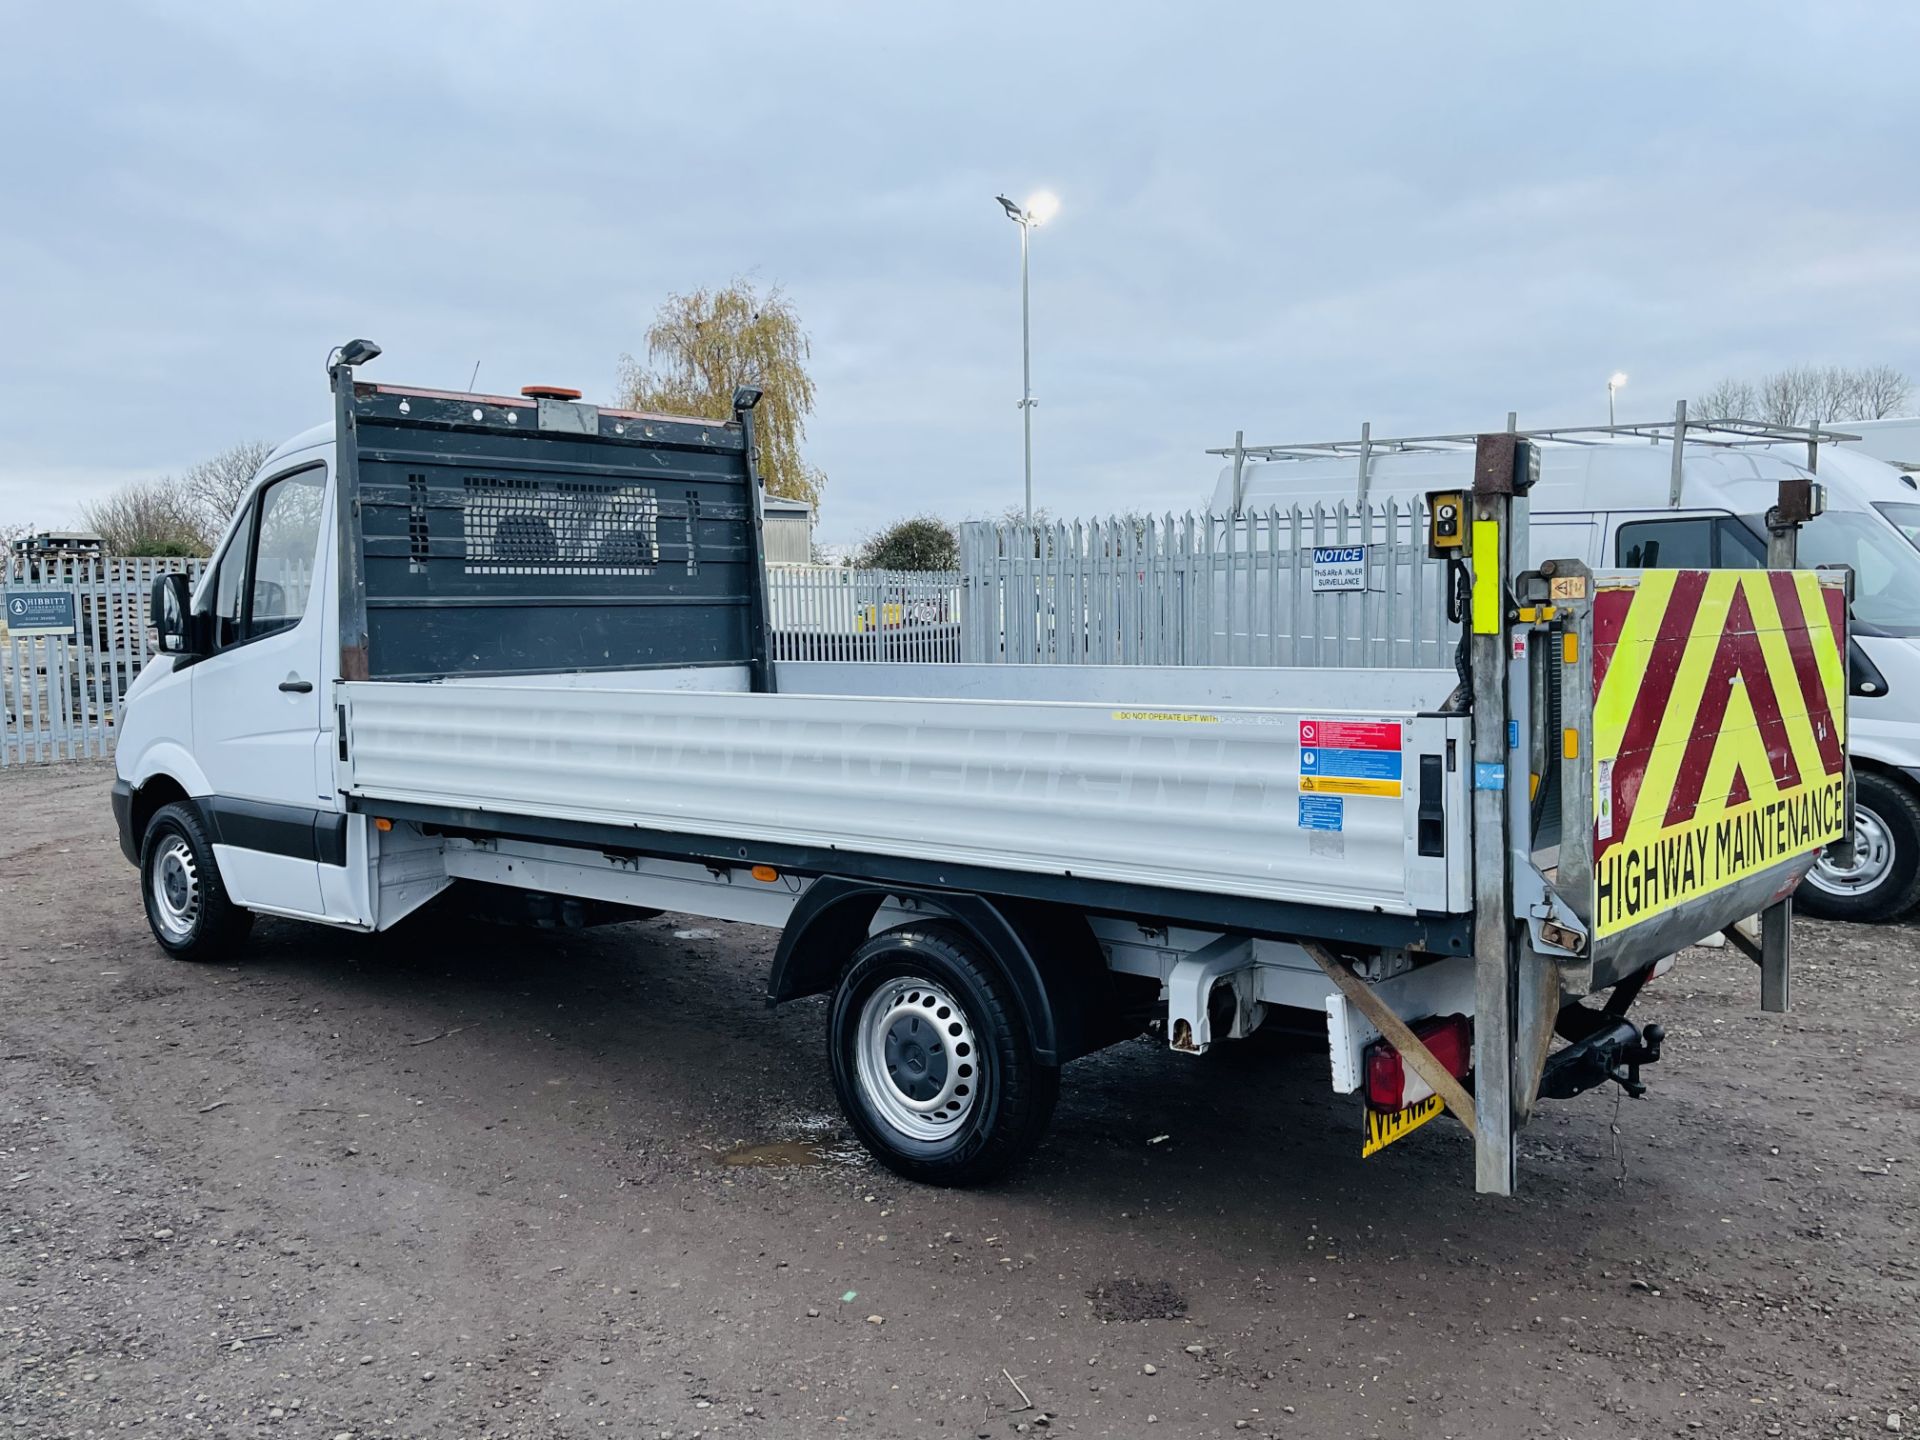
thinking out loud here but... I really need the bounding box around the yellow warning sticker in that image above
[1363,1094,1444,1157]
[1471,520,1502,635]
[1300,775,1403,798]
[1111,710,1219,724]
[1591,570,1848,939]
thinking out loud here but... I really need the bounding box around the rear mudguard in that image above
[767,877,1144,1066]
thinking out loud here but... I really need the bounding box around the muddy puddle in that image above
[717,1140,831,1168]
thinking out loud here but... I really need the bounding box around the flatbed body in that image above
[339,662,1471,947]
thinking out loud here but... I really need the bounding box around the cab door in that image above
[191,462,333,915]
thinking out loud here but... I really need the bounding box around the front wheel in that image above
[140,802,254,961]
[1799,771,1920,923]
[828,924,1058,1186]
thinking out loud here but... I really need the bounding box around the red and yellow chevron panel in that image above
[1591,570,1848,939]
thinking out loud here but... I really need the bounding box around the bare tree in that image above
[1695,377,1758,420]
[1851,363,1914,420]
[183,440,272,537]
[1758,368,1819,426]
[1701,365,1914,426]
[79,479,207,557]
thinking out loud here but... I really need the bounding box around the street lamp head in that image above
[1609,371,1629,391]
[996,194,1025,223]
[1025,190,1060,226]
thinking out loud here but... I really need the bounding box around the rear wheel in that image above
[828,924,1058,1186]
[1800,771,1920,923]
[140,802,253,961]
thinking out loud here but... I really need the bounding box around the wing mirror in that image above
[1850,638,1889,699]
[149,573,196,656]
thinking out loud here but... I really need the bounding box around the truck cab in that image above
[113,425,349,937]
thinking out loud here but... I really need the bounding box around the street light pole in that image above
[1019,216,1033,526]
[997,191,1058,526]
[1608,371,1628,427]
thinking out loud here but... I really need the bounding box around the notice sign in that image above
[4,588,76,636]
[1310,545,1368,592]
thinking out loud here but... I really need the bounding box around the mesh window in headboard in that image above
[461,475,660,576]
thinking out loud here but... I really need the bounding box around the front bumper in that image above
[111,777,138,867]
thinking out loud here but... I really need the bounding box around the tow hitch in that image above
[1539,1009,1665,1101]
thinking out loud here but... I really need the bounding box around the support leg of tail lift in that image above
[1759,897,1791,1014]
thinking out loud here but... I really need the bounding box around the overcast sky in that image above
[3,1,1916,546]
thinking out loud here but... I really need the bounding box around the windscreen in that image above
[1874,501,1920,551]
[1798,510,1920,637]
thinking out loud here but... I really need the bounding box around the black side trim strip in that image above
[205,797,347,867]
[314,810,348,867]
[348,797,1470,953]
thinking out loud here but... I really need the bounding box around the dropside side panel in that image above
[338,681,1473,922]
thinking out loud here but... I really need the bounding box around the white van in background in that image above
[1831,420,1920,552]
[1211,423,1920,924]
[1836,416,1920,478]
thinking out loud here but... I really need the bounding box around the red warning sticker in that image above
[1299,719,1402,752]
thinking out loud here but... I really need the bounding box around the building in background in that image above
[761,496,815,565]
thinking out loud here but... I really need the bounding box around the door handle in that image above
[278,678,314,694]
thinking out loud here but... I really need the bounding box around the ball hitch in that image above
[1539,1017,1665,1102]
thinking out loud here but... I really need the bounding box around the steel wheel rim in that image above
[1808,807,1894,898]
[854,976,980,1142]
[149,834,201,942]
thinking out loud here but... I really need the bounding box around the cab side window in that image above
[1616,516,1763,568]
[247,468,325,639]
[204,465,325,651]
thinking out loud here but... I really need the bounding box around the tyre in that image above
[140,801,254,961]
[1799,771,1920,923]
[828,923,1058,1186]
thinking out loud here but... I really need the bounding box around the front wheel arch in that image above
[130,773,193,849]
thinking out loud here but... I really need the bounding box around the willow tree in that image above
[617,281,825,509]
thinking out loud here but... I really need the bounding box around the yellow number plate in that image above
[1362,1094,1444,1157]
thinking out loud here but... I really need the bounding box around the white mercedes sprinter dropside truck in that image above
[1214,415,1919,922]
[111,345,1850,1197]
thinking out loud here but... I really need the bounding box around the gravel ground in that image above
[2,758,1916,1439]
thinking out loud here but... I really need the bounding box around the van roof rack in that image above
[1207,406,1863,511]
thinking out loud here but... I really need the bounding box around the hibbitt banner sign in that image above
[1590,569,1849,939]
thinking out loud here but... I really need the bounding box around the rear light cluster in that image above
[1364,1013,1471,1111]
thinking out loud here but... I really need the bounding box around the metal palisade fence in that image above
[4,512,1446,765]
[958,501,1456,668]
[2,554,206,766]
[766,565,963,662]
